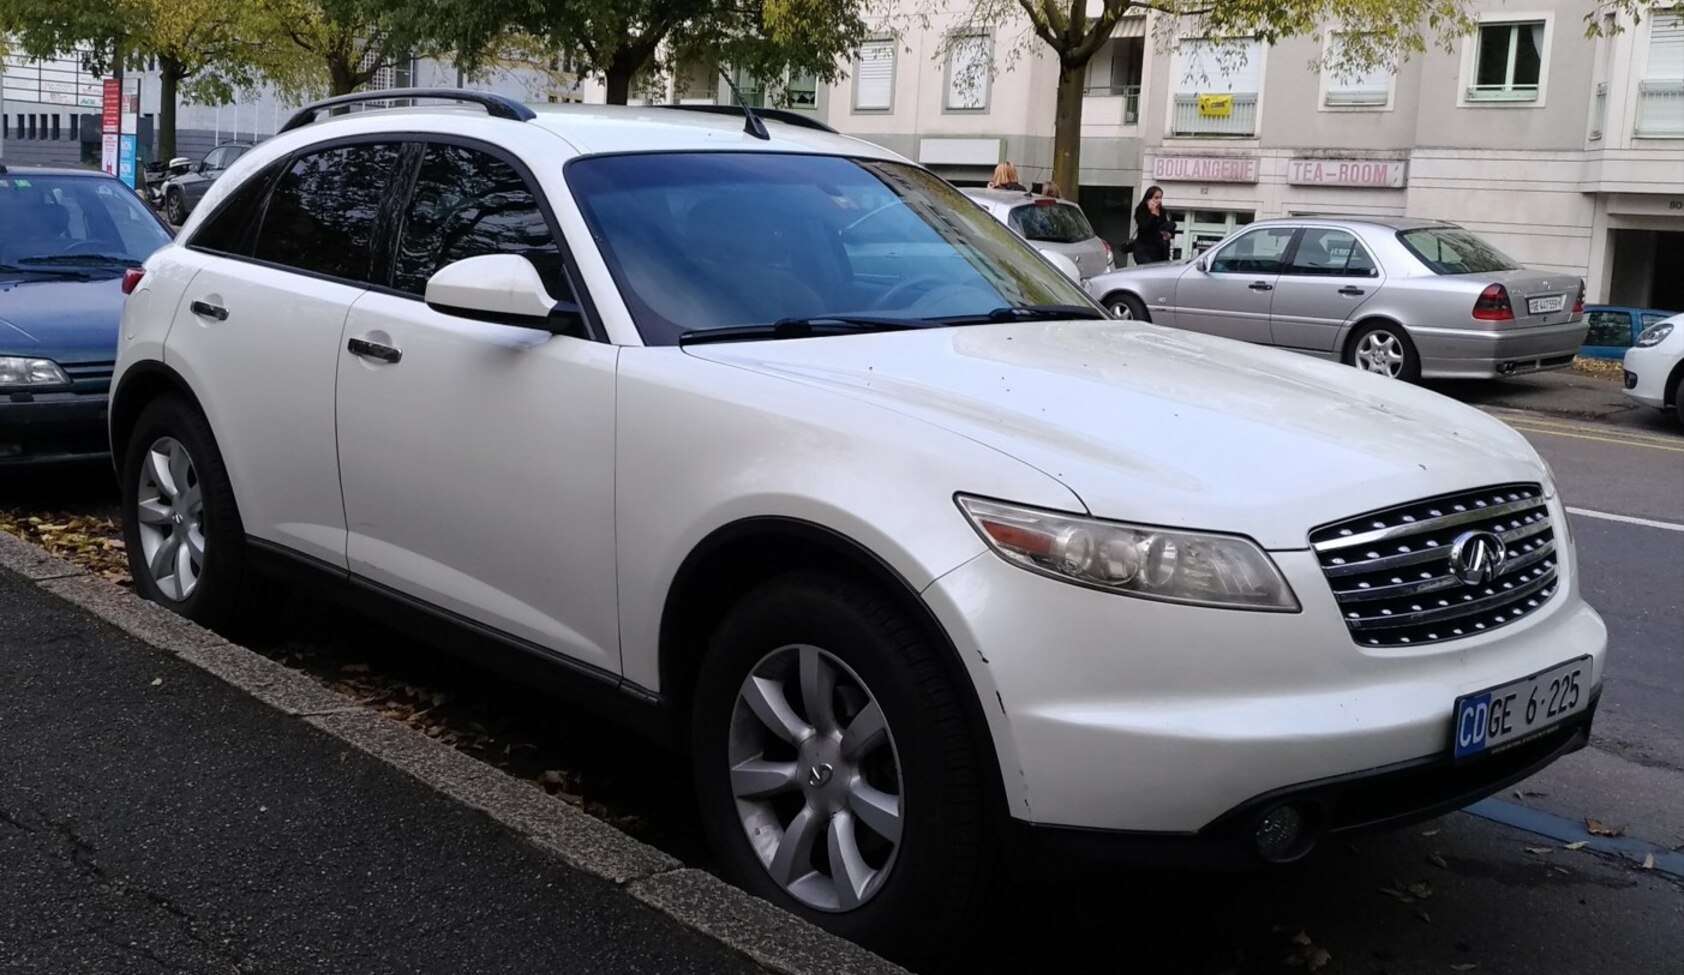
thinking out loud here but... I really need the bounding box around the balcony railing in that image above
[1170,92,1258,136]
[1082,84,1141,125]
[1634,80,1684,138]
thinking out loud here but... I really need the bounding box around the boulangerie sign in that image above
[1149,155,1258,183]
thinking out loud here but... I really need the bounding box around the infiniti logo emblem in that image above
[1449,530,1508,586]
[807,763,833,788]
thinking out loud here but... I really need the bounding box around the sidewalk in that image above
[0,566,781,975]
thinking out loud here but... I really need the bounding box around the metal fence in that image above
[1170,92,1258,136]
[1634,80,1684,138]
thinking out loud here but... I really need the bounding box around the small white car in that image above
[960,187,1114,280]
[1622,312,1684,425]
[110,90,1606,961]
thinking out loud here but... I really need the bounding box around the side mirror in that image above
[424,254,581,335]
[1038,249,1082,282]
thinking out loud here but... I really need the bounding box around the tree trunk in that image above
[603,61,634,105]
[329,56,358,96]
[157,62,180,161]
[1051,62,1084,200]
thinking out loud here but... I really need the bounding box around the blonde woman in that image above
[987,161,1026,191]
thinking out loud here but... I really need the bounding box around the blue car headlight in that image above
[0,356,71,388]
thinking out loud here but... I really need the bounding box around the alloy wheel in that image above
[134,436,206,600]
[1109,301,1135,320]
[1354,330,1406,378]
[728,644,904,912]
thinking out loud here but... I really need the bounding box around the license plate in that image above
[1452,656,1590,759]
[1527,295,1566,315]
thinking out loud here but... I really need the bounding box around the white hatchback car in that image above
[1622,312,1684,425]
[111,90,1607,960]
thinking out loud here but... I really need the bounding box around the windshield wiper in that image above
[679,315,938,346]
[935,304,1109,325]
[18,254,138,267]
[0,262,94,278]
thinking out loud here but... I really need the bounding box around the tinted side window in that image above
[1286,228,1377,277]
[253,142,403,282]
[1211,227,1295,274]
[202,148,227,171]
[1585,310,1633,347]
[191,161,285,256]
[392,144,566,298]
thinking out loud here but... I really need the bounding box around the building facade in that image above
[822,1,1684,309]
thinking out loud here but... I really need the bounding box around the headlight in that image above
[956,496,1300,611]
[1635,322,1674,347]
[0,356,70,388]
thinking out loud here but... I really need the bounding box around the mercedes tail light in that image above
[1573,281,1585,315]
[1472,284,1513,322]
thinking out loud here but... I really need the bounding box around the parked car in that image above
[1581,304,1678,360]
[112,91,1605,961]
[1085,217,1589,381]
[961,187,1114,279]
[1621,312,1684,425]
[0,164,172,464]
[160,143,252,225]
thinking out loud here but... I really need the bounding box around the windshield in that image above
[565,153,1096,345]
[1009,202,1095,244]
[0,173,171,272]
[1396,227,1520,275]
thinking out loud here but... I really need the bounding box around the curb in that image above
[0,528,909,975]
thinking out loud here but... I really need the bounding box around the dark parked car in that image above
[1580,304,1678,360]
[160,143,251,224]
[0,164,173,464]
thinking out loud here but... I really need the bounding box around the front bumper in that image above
[921,500,1606,834]
[1007,701,1593,873]
[1410,321,1588,380]
[0,390,110,464]
[1621,344,1677,409]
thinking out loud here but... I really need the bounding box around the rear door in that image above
[164,139,407,568]
[1173,225,1296,343]
[1268,226,1383,354]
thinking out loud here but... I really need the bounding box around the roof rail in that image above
[657,104,838,135]
[279,88,536,133]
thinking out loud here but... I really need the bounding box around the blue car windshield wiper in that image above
[0,262,94,278]
[18,254,138,267]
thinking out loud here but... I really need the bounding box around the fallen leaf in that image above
[1420,829,1440,837]
[1524,846,1553,855]
[1429,852,1450,870]
[1290,931,1312,947]
[1418,910,1432,924]
[1585,818,1625,838]
[1513,789,1544,799]
[1406,882,1433,900]
[149,677,162,687]
[1306,946,1331,971]
[1564,841,1587,851]
[1642,853,1655,870]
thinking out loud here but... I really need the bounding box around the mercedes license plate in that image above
[1452,656,1590,759]
[1527,295,1566,315]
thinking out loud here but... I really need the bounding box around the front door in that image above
[1268,226,1383,355]
[1172,225,1296,344]
[334,141,622,675]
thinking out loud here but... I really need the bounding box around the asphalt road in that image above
[1,375,1679,975]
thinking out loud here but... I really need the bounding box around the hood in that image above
[0,275,125,364]
[685,321,1546,550]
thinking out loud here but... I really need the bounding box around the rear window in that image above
[1009,202,1094,244]
[1396,227,1520,275]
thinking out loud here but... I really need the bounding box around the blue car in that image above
[1,165,172,464]
[1581,304,1679,360]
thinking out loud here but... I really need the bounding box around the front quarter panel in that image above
[1087,265,1186,326]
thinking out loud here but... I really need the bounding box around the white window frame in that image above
[1459,12,1554,108]
[852,37,896,113]
[1318,31,1395,112]
[943,31,993,113]
[1634,7,1684,139]
[1166,35,1267,140]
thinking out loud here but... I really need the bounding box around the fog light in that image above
[1253,803,1316,863]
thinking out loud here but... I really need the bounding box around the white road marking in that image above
[1566,507,1684,533]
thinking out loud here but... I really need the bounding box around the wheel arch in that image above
[1098,287,1150,321]
[1665,356,1684,408]
[109,361,207,469]
[658,517,1008,813]
[1340,314,1415,361]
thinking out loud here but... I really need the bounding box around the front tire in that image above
[1346,322,1421,381]
[691,572,993,961]
[121,395,258,633]
[165,190,187,226]
[1105,292,1150,322]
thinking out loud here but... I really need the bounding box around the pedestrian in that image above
[1041,179,1063,200]
[1131,185,1173,265]
[988,162,1027,192]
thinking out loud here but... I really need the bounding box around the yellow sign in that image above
[1197,93,1233,118]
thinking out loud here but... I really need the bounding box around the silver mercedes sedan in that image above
[1084,217,1589,381]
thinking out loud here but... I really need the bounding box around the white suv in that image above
[110,90,1607,960]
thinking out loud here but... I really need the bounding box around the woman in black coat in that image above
[1131,185,1173,265]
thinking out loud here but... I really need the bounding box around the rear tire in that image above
[121,395,265,635]
[1105,292,1149,322]
[691,571,994,963]
[1672,372,1684,427]
[165,190,187,226]
[1345,321,1421,382]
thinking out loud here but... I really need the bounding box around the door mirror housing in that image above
[1038,249,1082,282]
[424,254,583,336]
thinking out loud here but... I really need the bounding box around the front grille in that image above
[1310,484,1559,647]
[61,360,115,382]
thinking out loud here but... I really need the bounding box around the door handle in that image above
[1338,286,1366,297]
[189,299,228,321]
[1248,281,1274,292]
[347,337,402,364]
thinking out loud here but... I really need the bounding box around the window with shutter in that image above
[1637,12,1683,136]
[1324,33,1392,107]
[855,40,895,111]
[945,33,991,111]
